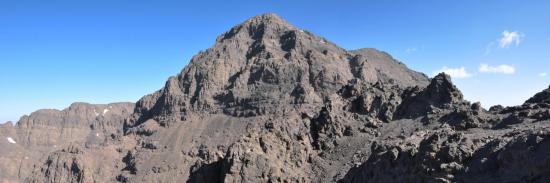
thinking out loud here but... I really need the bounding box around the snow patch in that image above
[94,109,99,116]
[7,137,16,144]
[96,133,100,137]
[103,109,109,115]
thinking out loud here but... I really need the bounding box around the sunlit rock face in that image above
[2,14,550,183]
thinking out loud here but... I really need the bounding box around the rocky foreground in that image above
[2,13,550,183]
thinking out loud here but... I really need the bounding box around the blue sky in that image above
[1,0,549,123]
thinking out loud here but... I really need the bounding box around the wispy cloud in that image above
[484,31,524,55]
[498,31,523,48]
[479,64,516,74]
[433,66,472,79]
[539,72,547,77]
[484,42,495,55]
[405,47,417,54]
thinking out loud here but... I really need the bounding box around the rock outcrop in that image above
[1,13,550,183]
[0,102,134,183]
[525,86,550,104]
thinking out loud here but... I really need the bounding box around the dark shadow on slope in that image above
[187,160,224,183]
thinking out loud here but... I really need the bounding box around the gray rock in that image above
[1,13,550,183]
[0,102,134,182]
[525,85,550,104]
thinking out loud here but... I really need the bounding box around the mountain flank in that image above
[2,13,550,183]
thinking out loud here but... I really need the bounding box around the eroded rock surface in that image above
[0,103,134,183]
[1,13,550,183]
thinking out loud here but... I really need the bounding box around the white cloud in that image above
[479,64,516,74]
[433,66,472,79]
[498,31,523,48]
[539,73,547,77]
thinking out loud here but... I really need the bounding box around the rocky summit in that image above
[2,13,550,183]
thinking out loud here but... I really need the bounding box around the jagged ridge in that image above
[1,13,550,183]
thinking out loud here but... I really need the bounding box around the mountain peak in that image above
[239,13,297,32]
[216,13,295,43]
[135,13,431,126]
[4,12,550,183]
[245,13,286,24]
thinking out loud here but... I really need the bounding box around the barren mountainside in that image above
[2,13,550,183]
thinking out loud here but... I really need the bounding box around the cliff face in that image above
[1,13,550,183]
[0,103,134,183]
[129,14,429,128]
[119,13,431,182]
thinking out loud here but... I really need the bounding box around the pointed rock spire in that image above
[395,73,465,119]
[425,73,463,105]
